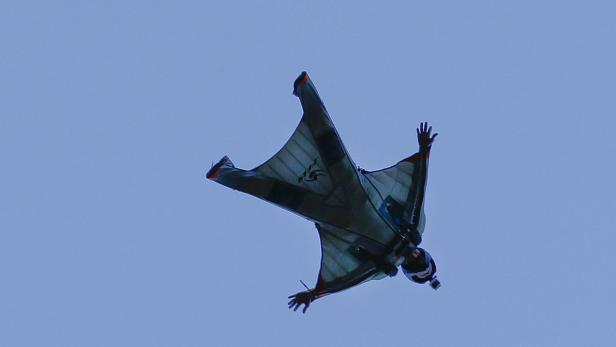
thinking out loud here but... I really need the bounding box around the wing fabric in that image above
[313,223,390,297]
[253,115,345,207]
[206,156,348,223]
[254,71,367,216]
[361,153,427,235]
[207,72,378,234]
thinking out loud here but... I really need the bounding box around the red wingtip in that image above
[206,168,220,180]
[206,165,221,180]
[292,71,310,96]
[207,156,234,181]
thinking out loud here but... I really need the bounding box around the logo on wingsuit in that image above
[298,158,325,183]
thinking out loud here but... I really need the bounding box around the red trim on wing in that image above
[292,71,310,96]
[315,276,326,296]
[207,169,220,180]
[402,151,429,163]
[206,166,222,180]
[402,153,421,163]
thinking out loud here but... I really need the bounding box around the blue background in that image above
[2,1,615,346]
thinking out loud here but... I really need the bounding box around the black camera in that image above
[429,278,441,290]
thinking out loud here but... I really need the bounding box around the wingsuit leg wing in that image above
[206,72,374,230]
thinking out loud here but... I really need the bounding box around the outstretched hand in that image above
[288,289,316,314]
[417,122,438,151]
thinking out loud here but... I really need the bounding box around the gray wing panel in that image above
[313,223,389,297]
[362,153,427,235]
[253,121,343,205]
[363,154,418,205]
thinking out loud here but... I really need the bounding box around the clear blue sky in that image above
[2,1,615,346]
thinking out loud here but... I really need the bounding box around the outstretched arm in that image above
[287,270,378,314]
[287,256,385,314]
[407,122,438,229]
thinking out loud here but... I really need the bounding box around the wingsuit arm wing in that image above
[407,122,438,229]
[287,222,397,313]
[360,122,438,242]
